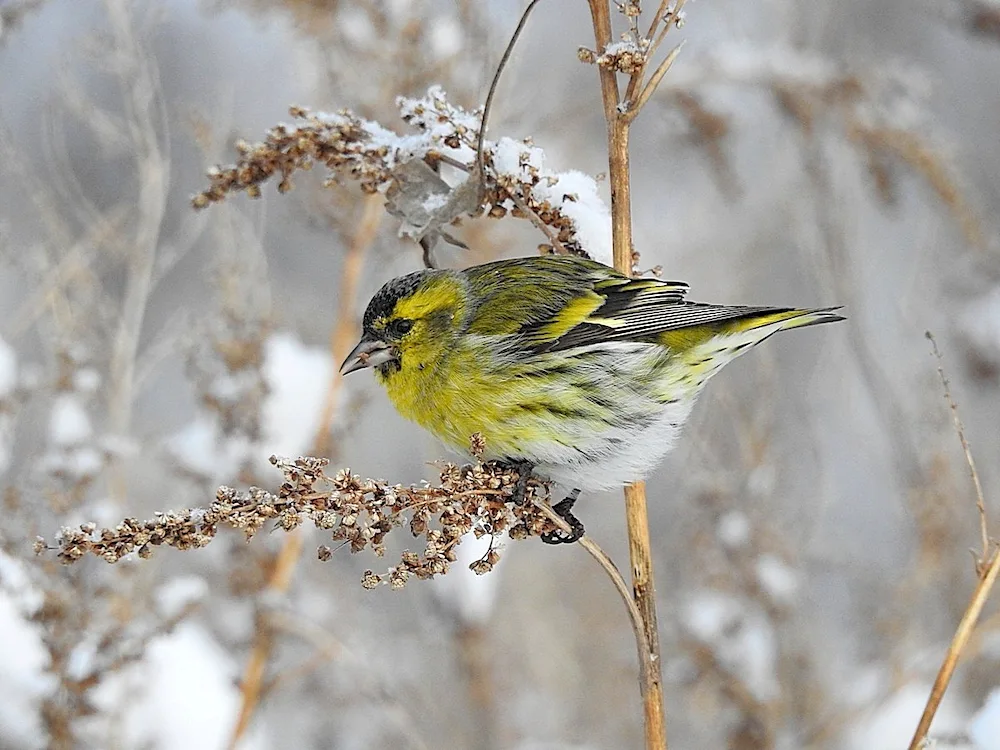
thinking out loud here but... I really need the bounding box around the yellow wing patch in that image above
[536,291,606,340]
[658,327,717,351]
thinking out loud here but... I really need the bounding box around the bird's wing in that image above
[519,275,787,354]
[463,257,691,347]
[462,256,836,356]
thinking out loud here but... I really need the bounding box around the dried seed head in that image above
[470,559,493,576]
[44,450,561,592]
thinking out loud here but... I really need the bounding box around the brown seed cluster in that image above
[578,41,649,75]
[191,90,596,260]
[44,454,563,589]
[486,162,592,259]
[600,44,648,75]
[192,108,395,207]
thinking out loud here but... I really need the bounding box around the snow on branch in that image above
[192,86,612,264]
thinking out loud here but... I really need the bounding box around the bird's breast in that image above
[379,347,511,451]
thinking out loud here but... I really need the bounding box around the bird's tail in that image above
[664,305,843,396]
[736,306,845,333]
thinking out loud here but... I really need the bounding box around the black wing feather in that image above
[531,289,791,354]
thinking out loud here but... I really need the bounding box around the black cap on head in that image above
[362,271,428,334]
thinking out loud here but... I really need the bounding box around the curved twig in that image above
[579,537,653,684]
[475,0,546,200]
[506,190,572,256]
[528,499,652,683]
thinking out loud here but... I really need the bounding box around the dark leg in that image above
[489,458,535,505]
[541,489,585,545]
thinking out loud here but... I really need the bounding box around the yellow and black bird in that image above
[343,255,841,542]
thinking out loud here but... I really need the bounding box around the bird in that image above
[341,255,842,543]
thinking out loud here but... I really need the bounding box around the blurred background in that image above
[2,0,1000,748]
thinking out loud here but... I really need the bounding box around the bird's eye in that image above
[389,318,413,336]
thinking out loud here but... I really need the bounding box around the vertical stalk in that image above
[104,0,168,505]
[587,2,668,748]
[624,482,666,748]
[907,547,1000,750]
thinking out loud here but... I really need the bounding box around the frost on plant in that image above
[192,86,613,264]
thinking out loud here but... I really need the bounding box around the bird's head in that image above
[341,269,468,380]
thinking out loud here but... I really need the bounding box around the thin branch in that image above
[645,0,687,62]
[579,536,653,684]
[621,0,685,106]
[621,0,687,116]
[529,500,651,676]
[645,0,677,43]
[623,482,667,748]
[926,331,990,563]
[475,0,546,198]
[624,42,684,124]
[507,190,572,256]
[588,0,622,117]
[906,331,998,748]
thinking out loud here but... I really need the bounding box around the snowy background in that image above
[2,0,1000,748]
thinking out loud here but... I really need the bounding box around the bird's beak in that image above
[340,337,396,375]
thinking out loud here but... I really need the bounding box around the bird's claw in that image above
[490,462,584,543]
[541,494,585,545]
[491,458,535,505]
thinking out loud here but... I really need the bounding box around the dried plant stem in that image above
[530,501,650,666]
[622,483,667,745]
[475,0,545,194]
[227,196,382,749]
[587,8,629,258]
[579,534,653,682]
[227,531,303,750]
[627,43,684,123]
[506,190,571,256]
[104,0,168,505]
[620,0,687,114]
[313,194,383,457]
[926,331,989,562]
[907,546,1000,750]
[587,2,673,748]
[907,335,997,749]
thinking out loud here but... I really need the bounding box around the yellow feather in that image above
[538,292,605,340]
[726,309,809,332]
[658,327,717,351]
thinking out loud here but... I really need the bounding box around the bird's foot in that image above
[489,458,535,505]
[541,490,585,545]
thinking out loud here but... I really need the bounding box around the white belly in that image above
[534,397,695,491]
